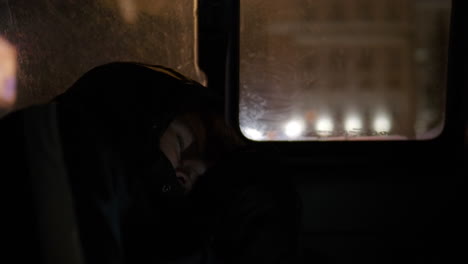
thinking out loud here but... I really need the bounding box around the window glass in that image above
[0,0,204,110]
[239,0,451,141]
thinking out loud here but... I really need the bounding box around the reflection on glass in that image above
[239,0,451,141]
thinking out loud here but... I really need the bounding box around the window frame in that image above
[218,0,465,164]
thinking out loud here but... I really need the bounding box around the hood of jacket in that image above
[56,62,222,200]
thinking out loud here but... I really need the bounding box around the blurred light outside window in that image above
[0,37,17,111]
[239,0,451,141]
[0,0,204,111]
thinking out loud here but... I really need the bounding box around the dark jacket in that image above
[55,62,216,264]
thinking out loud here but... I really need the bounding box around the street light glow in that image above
[373,114,392,133]
[316,116,334,136]
[345,115,363,132]
[285,120,305,138]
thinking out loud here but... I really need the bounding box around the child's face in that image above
[159,117,207,193]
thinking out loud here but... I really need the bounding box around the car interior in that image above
[0,0,466,263]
